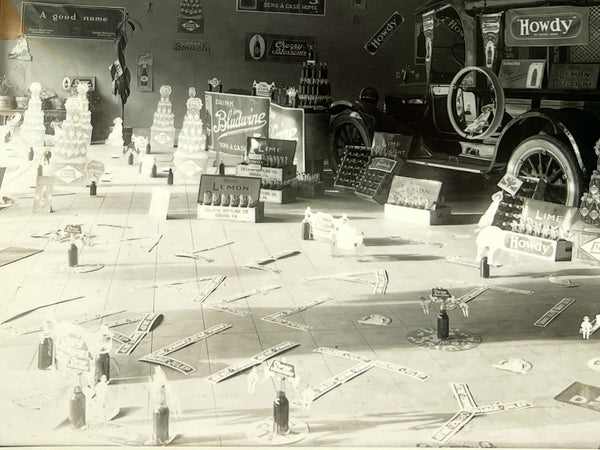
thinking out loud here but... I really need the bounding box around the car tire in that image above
[328,112,373,174]
[505,134,583,206]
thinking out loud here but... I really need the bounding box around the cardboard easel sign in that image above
[197,174,261,205]
[387,176,443,210]
[246,136,296,165]
[33,176,54,213]
[149,187,171,220]
[370,131,413,159]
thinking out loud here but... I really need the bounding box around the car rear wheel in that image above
[505,135,583,206]
[328,112,373,174]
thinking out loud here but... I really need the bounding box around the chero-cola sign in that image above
[505,6,589,47]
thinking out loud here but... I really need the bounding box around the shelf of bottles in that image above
[298,58,331,109]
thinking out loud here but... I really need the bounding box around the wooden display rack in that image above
[384,203,452,225]
[197,203,264,223]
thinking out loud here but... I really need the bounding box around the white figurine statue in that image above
[106,117,124,147]
[581,316,593,339]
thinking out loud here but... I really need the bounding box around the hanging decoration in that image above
[8,34,32,60]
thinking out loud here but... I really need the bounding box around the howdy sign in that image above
[503,231,556,257]
[505,6,589,47]
[364,11,405,55]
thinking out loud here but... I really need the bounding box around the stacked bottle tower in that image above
[297,54,331,108]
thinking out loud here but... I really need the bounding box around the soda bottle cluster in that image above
[298,61,331,108]
[199,191,259,208]
[493,194,573,240]
[579,169,600,226]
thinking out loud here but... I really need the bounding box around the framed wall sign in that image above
[237,0,325,16]
[21,2,125,40]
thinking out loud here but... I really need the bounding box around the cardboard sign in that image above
[505,6,589,47]
[85,160,105,184]
[499,59,546,89]
[149,187,171,220]
[364,11,405,55]
[236,0,325,16]
[521,198,578,232]
[245,32,317,63]
[270,359,296,378]
[172,39,210,53]
[197,174,261,204]
[205,92,270,156]
[387,176,442,210]
[549,63,599,90]
[269,103,305,170]
[247,136,296,163]
[371,132,412,159]
[497,173,523,196]
[555,381,600,412]
[21,2,125,40]
[33,176,54,213]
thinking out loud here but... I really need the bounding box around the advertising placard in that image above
[197,174,262,204]
[137,52,153,92]
[205,92,270,156]
[555,381,600,412]
[499,59,546,89]
[371,131,412,159]
[521,198,578,232]
[247,137,296,162]
[364,11,405,56]
[505,6,589,47]
[549,63,599,90]
[237,0,325,16]
[269,103,305,171]
[22,2,124,40]
[246,33,317,63]
[387,176,442,210]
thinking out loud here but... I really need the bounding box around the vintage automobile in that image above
[328,0,600,206]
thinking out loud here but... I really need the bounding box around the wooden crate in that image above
[237,164,297,182]
[384,203,451,225]
[260,187,297,204]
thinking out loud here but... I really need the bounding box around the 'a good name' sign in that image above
[22,2,124,40]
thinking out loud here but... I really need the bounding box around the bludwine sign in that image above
[505,6,589,47]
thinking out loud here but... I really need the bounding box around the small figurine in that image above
[581,316,593,339]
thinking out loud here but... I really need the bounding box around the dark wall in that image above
[1,0,422,138]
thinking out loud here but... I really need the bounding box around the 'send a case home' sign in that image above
[22,2,125,40]
[237,0,325,16]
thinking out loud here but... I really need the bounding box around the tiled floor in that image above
[1,145,600,448]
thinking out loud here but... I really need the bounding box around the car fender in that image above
[495,108,592,176]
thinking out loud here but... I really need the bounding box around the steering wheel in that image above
[447,66,505,140]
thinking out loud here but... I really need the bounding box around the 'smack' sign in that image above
[505,6,589,47]
[364,11,404,55]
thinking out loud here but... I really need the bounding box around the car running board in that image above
[405,156,502,174]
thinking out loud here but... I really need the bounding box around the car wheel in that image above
[505,135,583,206]
[328,112,373,174]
